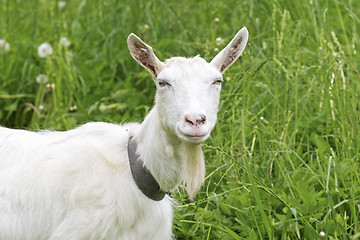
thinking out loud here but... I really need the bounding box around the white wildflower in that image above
[214,17,220,23]
[226,76,230,81]
[60,37,70,47]
[58,1,66,9]
[46,83,55,91]
[0,39,10,52]
[36,74,49,84]
[319,231,325,237]
[214,47,219,52]
[69,105,77,111]
[38,43,53,58]
[46,83,55,92]
[38,105,44,111]
[260,116,269,124]
[216,37,223,45]
[4,42,10,52]
[143,24,150,30]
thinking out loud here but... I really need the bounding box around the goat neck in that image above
[133,106,203,198]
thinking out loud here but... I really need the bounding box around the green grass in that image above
[1,0,360,239]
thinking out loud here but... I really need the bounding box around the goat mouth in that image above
[176,127,209,143]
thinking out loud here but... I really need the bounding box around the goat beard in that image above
[183,144,205,199]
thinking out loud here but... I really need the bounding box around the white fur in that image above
[0,27,248,240]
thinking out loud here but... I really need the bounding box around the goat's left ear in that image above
[210,27,249,74]
[127,33,165,78]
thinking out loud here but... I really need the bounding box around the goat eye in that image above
[158,80,171,87]
[212,79,222,85]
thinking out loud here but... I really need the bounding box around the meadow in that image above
[1,0,360,239]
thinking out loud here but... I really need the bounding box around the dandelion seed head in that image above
[214,17,220,23]
[60,37,70,47]
[38,43,53,58]
[58,1,66,9]
[36,74,48,84]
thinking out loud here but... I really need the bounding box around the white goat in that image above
[0,27,248,240]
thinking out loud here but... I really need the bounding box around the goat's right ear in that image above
[127,33,164,78]
[210,27,249,74]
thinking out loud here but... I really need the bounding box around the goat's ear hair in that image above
[210,27,249,74]
[127,33,165,78]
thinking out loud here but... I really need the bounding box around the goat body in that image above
[0,122,174,239]
[0,28,248,239]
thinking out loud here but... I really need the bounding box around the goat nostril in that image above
[200,115,206,123]
[185,117,195,126]
[196,115,206,125]
[185,114,207,127]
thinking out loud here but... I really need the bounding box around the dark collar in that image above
[127,137,166,201]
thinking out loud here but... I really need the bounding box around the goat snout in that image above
[185,113,207,127]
